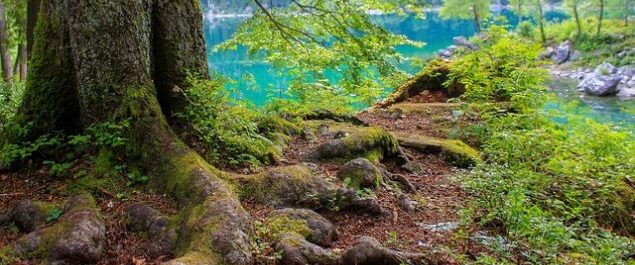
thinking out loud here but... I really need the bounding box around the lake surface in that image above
[202,10,633,125]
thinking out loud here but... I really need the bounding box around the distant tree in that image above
[534,0,547,43]
[439,0,493,32]
[565,0,583,39]
[509,0,526,26]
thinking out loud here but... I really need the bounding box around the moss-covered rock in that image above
[337,158,383,190]
[376,59,463,108]
[304,121,401,163]
[5,200,56,233]
[394,133,481,168]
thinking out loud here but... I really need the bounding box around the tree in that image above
[597,0,605,35]
[510,0,526,27]
[13,0,252,264]
[0,0,13,81]
[439,0,492,32]
[565,0,583,39]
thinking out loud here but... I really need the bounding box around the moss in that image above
[305,120,400,162]
[264,216,311,242]
[0,245,17,265]
[376,59,461,108]
[236,165,315,203]
[258,116,302,137]
[395,132,481,168]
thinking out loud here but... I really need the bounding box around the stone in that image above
[337,158,383,189]
[453,36,477,50]
[594,62,618,76]
[618,87,635,97]
[421,221,460,232]
[8,200,48,233]
[270,208,337,247]
[553,40,572,64]
[578,73,622,96]
[317,124,329,136]
[125,203,177,258]
[438,49,452,58]
[539,46,555,60]
[401,161,427,175]
[569,50,581,61]
[333,131,348,139]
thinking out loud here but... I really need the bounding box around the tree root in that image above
[233,164,384,215]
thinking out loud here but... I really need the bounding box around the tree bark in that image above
[18,42,26,80]
[573,3,582,40]
[0,0,13,82]
[538,0,546,44]
[597,0,604,36]
[27,0,40,60]
[17,1,253,264]
[472,4,481,33]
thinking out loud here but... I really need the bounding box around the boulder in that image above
[453,36,477,50]
[539,46,555,60]
[618,86,635,97]
[594,62,618,76]
[7,200,49,233]
[569,50,581,61]
[270,208,337,247]
[337,158,383,190]
[553,40,572,64]
[125,203,177,258]
[578,73,622,96]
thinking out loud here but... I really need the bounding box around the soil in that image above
[1,90,494,264]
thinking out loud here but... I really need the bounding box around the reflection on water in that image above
[546,78,635,125]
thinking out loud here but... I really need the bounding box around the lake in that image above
[202,10,634,125]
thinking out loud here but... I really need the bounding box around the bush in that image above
[175,75,288,169]
[0,81,25,129]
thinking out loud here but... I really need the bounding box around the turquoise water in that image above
[202,11,634,125]
[203,13,477,106]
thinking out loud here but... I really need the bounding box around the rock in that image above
[338,236,430,265]
[274,233,334,265]
[578,73,622,96]
[8,200,49,233]
[569,50,581,61]
[438,49,452,58]
[539,46,555,60]
[618,66,635,78]
[125,203,177,258]
[453,36,477,50]
[337,158,383,189]
[594,62,618,76]
[471,231,511,251]
[553,40,572,64]
[421,221,460,232]
[270,208,337,247]
[619,86,635,97]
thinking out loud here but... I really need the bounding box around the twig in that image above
[0,192,24,197]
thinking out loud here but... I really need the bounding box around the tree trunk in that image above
[626,0,630,26]
[597,0,604,36]
[16,1,253,264]
[473,4,482,33]
[0,0,13,82]
[538,0,546,44]
[18,42,27,80]
[573,3,582,40]
[27,0,41,59]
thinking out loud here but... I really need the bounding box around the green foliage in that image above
[45,208,63,223]
[0,81,24,129]
[219,0,426,109]
[175,75,288,168]
[446,26,547,110]
[439,0,492,28]
[440,27,635,264]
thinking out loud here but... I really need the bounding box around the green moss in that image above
[264,216,311,242]
[0,245,18,265]
[236,165,315,203]
[258,116,302,137]
[395,132,481,168]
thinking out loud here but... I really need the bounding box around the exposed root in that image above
[233,164,384,215]
[338,236,434,265]
[300,109,367,125]
[11,195,106,264]
[394,132,481,168]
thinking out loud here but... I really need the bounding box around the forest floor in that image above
[0,89,500,265]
